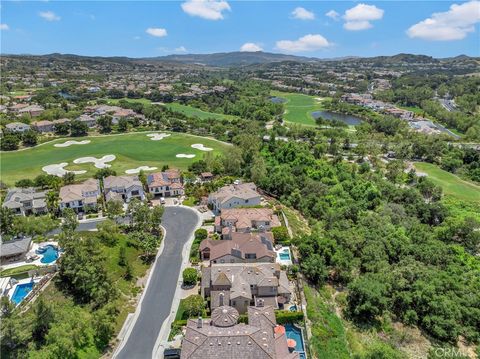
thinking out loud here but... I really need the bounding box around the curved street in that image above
[115,206,200,359]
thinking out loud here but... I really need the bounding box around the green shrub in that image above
[272,226,290,243]
[194,228,208,240]
[183,267,198,285]
[274,310,304,324]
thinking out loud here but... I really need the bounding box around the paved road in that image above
[115,206,200,359]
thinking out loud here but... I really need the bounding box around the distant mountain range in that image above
[4,51,478,68]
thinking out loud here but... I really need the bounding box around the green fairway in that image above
[271,90,328,126]
[414,162,480,203]
[0,132,228,185]
[107,98,236,121]
[163,103,237,121]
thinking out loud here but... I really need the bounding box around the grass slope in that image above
[271,90,328,126]
[1,132,228,185]
[413,162,480,203]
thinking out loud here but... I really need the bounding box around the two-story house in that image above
[5,122,31,133]
[103,175,145,203]
[2,188,48,216]
[201,262,291,314]
[208,182,262,213]
[32,120,55,133]
[147,169,184,197]
[214,208,281,238]
[59,179,100,212]
[199,232,276,264]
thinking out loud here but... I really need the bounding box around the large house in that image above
[201,262,291,314]
[59,179,100,212]
[17,104,44,117]
[77,114,97,128]
[32,120,55,133]
[147,169,184,197]
[2,188,47,216]
[208,182,262,213]
[215,208,281,238]
[103,175,145,203]
[5,122,31,133]
[0,237,33,264]
[199,232,276,264]
[180,305,299,359]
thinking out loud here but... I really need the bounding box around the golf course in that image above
[107,98,237,121]
[271,90,328,126]
[414,162,480,203]
[1,131,229,185]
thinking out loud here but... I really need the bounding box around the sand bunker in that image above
[73,155,116,169]
[176,154,196,158]
[147,133,171,141]
[54,140,91,148]
[42,163,87,177]
[191,143,213,151]
[125,166,158,174]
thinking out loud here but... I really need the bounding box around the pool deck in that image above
[1,241,59,270]
[275,246,293,266]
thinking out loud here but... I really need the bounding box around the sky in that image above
[1,1,479,58]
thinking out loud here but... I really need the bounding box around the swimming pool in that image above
[11,282,34,305]
[279,248,291,261]
[285,323,306,358]
[36,245,59,264]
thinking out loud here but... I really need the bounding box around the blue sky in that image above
[1,1,479,58]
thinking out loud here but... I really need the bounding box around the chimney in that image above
[197,316,203,328]
[219,292,224,306]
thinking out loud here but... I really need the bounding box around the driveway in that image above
[115,206,200,359]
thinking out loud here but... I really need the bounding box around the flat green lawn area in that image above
[271,90,329,126]
[163,103,237,121]
[414,162,480,204]
[1,131,229,185]
[107,98,236,121]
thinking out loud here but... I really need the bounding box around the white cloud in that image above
[342,3,383,31]
[240,42,263,52]
[181,0,231,20]
[175,46,188,53]
[407,1,480,41]
[146,27,168,37]
[276,34,330,53]
[344,20,372,31]
[0,23,9,30]
[325,10,340,21]
[292,7,315,20]
[39,11,60,22]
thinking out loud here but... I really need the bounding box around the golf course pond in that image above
[311,111,363,126]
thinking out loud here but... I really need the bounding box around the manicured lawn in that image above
[271,90,329,126]
[107,97,152,106]
[0,131,229,185]
[163,103,237,121]
[0,264,39,277]
[414,162,480,203]
[107,98,236,121]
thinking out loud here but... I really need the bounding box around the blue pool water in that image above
[289,305,298,312]
[279,248,291,261]
[285,323,306,358]
[36,245,59,264]
[11,282,34,305]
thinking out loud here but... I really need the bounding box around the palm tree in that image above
[46,190,60,216]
